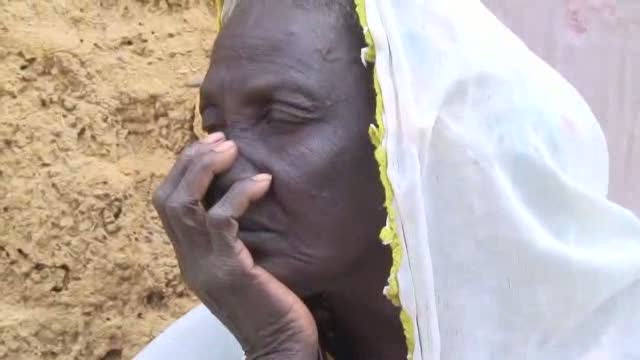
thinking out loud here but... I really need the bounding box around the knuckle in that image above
[152,187,169,211]
[179,142,206,162]
[164,196,189,216]
[192,152,218,173]
[165,197,206,230]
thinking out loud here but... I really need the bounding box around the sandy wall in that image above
[0,1,216,359]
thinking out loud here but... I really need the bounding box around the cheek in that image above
[269,126,343,194]
[270,123,384,235]
[279,146,351,199]
[258,123,384,285]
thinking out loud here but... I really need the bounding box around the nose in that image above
[214,145,261,191]
[205,149,260,209]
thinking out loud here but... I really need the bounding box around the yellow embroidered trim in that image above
[214,0,223,30]
[355,1,415,358]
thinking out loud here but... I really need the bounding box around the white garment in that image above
[138,1,640,359]
[134,305,242,359]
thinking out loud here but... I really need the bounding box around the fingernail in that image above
[251,173,272,182]
[213,140,235,152]
[200,132,225,144]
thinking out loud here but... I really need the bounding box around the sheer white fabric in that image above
[364,0,640,359]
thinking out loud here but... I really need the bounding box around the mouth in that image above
[237,229,280,259]
[238,229,277,238]
[238,216,273,233]
[236,213,283,256]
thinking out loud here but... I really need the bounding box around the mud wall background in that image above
[0,1,215,359]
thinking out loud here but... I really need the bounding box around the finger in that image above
[206,174,272,233]
[163,139,238,249]
[153,133,225,259]
[162,132,226,193]
[169,140,238,206]
[153,132,226,209]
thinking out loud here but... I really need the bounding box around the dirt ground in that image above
[0,1,216,358]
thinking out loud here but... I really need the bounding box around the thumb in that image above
[206,174,272,235]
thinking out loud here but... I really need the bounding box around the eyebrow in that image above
[257,73,322,108]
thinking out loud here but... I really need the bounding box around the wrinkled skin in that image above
[153,136,318,359]
[153,0,406,358]
[201,1,385,296]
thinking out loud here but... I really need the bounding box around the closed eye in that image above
[264,102,320,125]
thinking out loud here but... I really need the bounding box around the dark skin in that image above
[153,0,406,359]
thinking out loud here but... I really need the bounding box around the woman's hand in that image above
[152,133,319,360]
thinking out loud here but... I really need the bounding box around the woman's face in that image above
[200,0,385,296]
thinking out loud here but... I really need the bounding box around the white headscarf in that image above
[137,1,640,359]
[359,1,640,359]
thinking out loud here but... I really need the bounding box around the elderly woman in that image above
[152,1,403,358]
[145,0,640,359]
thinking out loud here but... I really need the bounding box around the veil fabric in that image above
[358,1,640,359]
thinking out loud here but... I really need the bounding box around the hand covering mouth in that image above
[237,216,276,233]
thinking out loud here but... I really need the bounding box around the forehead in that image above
[218,1,340,49]
[207,1,361,92]
[215,3,346,67]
